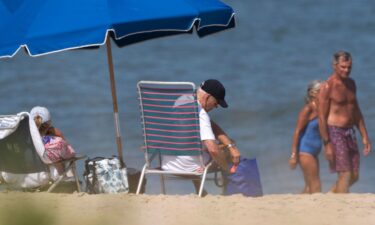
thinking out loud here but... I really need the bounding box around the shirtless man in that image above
[318,51,371,193]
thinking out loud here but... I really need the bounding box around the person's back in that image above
[161,91,214,173]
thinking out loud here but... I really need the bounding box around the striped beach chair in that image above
[136,81,214,197]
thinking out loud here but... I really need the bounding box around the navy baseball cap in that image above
[200,79,228,108]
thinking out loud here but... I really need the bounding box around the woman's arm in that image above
[47,126,66,140]
[289,104,312,169]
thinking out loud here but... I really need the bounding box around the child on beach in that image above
[289,80,323,194]
[30,106,76,174]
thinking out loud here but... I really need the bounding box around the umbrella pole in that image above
[105,36,125,168]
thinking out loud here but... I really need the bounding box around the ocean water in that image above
[1,0,375,194]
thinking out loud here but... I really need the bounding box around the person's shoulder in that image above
[298,103,314,119]
[174,94,194,107]
[301,102,314,113]
[325,76,335,85]
[47,126,64,137]
[319,79,331,93]
[45,126,55,134]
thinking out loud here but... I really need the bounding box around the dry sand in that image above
[0,192,375,225]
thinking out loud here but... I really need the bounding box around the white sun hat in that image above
[30,106,51,123]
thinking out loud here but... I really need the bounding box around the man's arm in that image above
[353,85,371,156]
[202,139,228,170]
[318,81,334,162]
[211,120,240,165]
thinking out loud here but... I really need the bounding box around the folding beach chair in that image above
[0,112,84,192]
[136,81,217,197]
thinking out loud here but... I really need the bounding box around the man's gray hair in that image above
[333,51,352,64]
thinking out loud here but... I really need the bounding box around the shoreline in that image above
[1,192,375,225]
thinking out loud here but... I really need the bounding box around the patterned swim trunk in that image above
[328,126,359,173]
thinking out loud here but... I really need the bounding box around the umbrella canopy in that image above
[0,0,236,166]
[0,0,235,57]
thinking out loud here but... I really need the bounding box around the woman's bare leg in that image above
[299,153,321,193]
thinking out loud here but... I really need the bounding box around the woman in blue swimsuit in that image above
[289,80,323,193]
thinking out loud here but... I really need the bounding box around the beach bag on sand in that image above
[83,156,129,194]
[223,158,263,197]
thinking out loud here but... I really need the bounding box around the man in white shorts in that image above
[162,79,241,193]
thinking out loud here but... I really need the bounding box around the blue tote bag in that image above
[224,158,263,197]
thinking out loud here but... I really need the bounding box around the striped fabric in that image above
[138,81,202,156]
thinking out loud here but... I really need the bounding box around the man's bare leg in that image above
[335,171,351,193]
[349,170,359,186]
[329,183,337,193]
[331,171,357,193]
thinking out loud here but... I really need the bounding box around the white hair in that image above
[305,80,323,103]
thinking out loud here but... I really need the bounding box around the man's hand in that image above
[229,147,240,165]
[324,143,334,163]
[204,140,228,171]
[363,141,371,156]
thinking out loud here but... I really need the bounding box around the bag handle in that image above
[214,170,227,188]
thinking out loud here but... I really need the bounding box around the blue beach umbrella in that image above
[0,0,235,166]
